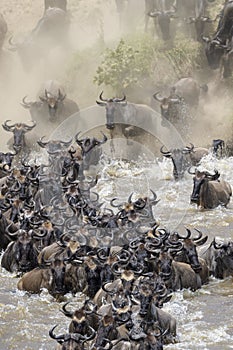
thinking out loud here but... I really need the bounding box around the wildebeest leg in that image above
[110,129,115,156]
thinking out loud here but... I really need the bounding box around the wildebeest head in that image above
[37,136,72,155]
[214,241,233,278]
[158,251,173,281]
[185,15,216,42]
[204,238,233,279]
[202,36,226,69]
[2,120,36,153]
[43,258,68,296]
[96,91,127,129]
[49,324,96,349]
[39,89,66,121]
[153,91,181,120]
[0,151,15,173]
[7,228,41,273]
[148,6,177,41]
[8,8,68,71]
[190,169,220,205]
[213,139,225,157]
[160,144,194,180]
[170,228,208,272]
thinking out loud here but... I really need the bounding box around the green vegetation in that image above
[93,34,205,96]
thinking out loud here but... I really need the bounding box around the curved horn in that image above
[100,131,108,144]
[183,143,194,153]
[2,120,16,132]
[201,35,210,43]
[176,227,192,240]
[192,228,203,241]
[58,89,66,101]
[102,282,116,295]
[110,198,123,208]
[60,138,73,148]
[160,145,171,157]
[213,238,225,250]
[148,11,161,18]
[205,169,220,181]
[153,92,165,102]
[128,192,134,203]
[37,136,50,148]
[5,223,18,237]
[22,120,36,131]
[99,91,108,102]
[21,96,33,109]
[114,94,126,102]
[60,302,73,318]
[49,325,65,342]
[8,36,17,51]
[188,166,196,175]
[149,189,158,203]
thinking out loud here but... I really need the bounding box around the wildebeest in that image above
[170,228,209,284]
[96,91,154,136]
[2,120,37,155]
[148,1,177,41]
[201,1,233,71]
[49,324,96,350]
[0,212,18,250]
[8,7,69,71]
[21,80,79,133]
[213,0,233,44]
[74,132,107,171]
[96,92,157,157]
[145,0,157,32]
[153,77,207,119]
[172,77,207,106]
[190,169,232,209]
[0,13,7,50]
[17,257,70,298]
[199,238,233,279]
[1,229,42,273]
[0,151,15,178]
[178,0,215,41]
[160,143,209,180]
[212,139,225,157]
[158,251,202,291]
[154,77,208,140]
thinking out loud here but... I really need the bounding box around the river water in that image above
[0,148,233,350]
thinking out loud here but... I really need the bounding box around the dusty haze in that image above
[0,0,232,152]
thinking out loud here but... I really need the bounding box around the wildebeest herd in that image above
[0,0,233,349]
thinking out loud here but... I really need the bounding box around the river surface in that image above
[0,150,233,350]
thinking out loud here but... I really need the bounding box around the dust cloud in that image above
[0,0,232,152]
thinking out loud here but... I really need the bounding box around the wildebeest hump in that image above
[172,77,200,106]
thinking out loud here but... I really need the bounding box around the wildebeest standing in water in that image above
[153,77,207,141]
[8,7,70,71]
[96,92,157,158]
[2,120,38,160]
[190,169,232,209]
[21,80,80,134]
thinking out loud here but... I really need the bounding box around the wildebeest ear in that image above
[39,95,47,102]
[195,235,208,246]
